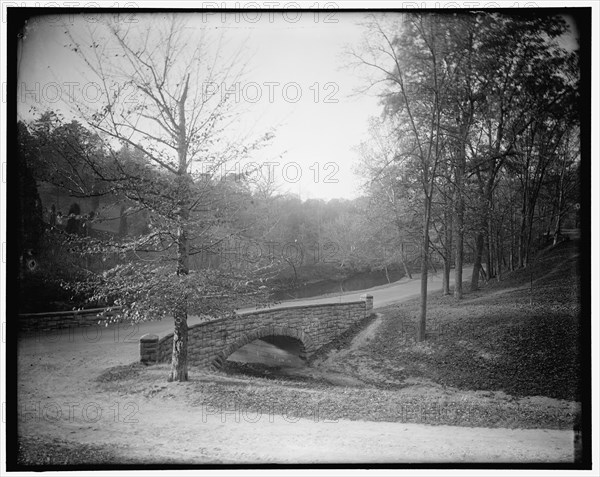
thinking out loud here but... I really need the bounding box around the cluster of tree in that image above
[23,107,416,289]
[21,111,383,281]
[352,12,581,340]
[24,119,434,308]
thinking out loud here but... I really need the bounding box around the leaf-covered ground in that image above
[91,360,579,431]
[328,304,581,400]
[16,435,183,466]
[321,239,582,401]
[17,436,122,466]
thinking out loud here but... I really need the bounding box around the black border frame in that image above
[4,5,593,471]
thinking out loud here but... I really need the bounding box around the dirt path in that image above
[308,312,384,376]
[17,266,576,464]
[18,344,574,464]
[19,390,574,463]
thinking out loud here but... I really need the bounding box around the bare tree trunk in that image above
[418,196,432,342]
[553,208,562,245]
[553,153,567,245]
[519,156,531,268]
[523,204,536,267]
[169,74,191,383]
[401,257,412,280]
[471,232,484,290]
[400,242,412,279]
[453,154,465,299]
[453,28,474,300]
[169,216,190,382]
[170,302,189,382]
[442,184,453,296]
[509,206,515,271]
[486,216,494,280]
[442,258,451,295]
[518,211,526,268]
[454,224,463,297]
[495,227,502,282]
[472,167,493,289]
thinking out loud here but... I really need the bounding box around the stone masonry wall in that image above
[18,307,121,333]
[141,295,373,370]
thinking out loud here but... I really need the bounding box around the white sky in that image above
[17,11,383,201]
[16,8,580,202]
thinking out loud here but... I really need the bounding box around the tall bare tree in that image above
[352,13,450,340]
[60,14,270,381]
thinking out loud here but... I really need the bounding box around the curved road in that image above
[241,266,475,312]
[22,267,472,363]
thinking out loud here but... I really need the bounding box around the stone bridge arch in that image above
[140,295,373,369]
[211,325,316,369]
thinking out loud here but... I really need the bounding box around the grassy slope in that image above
[330,238,582,401]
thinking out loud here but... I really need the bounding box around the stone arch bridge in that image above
[140,295,373,370]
